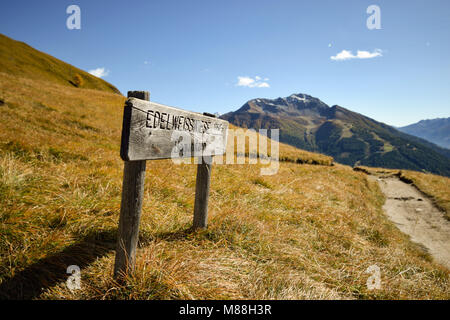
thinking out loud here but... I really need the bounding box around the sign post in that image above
[193,145,213,228]
[114,91,149,279]
[114,90,228,279]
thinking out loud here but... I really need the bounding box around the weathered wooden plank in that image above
[114,91,149,279]
[120,98,229,161]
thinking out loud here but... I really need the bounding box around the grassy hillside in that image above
[0,36,449,299]
[0,72,448,299]
[0,33,120,94]
[226,123,333,166]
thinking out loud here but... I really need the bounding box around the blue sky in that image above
[1,0,449,126]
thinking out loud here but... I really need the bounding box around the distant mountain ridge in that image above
[398,118,450,149]
[221,94,450,177]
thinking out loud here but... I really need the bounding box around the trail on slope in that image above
[370,175,450,269]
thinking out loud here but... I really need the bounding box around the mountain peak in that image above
[241,93,330,116]
[221,93,450,176]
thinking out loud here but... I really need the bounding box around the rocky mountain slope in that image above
[221,94,450,177]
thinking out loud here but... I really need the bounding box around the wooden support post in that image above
[193,156,212,229]
[192,113,215,229]
[113,91,149,279]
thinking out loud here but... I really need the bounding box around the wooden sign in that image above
[120,98,228,161]
[114,91,228,280]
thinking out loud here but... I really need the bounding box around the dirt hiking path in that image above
[370,175,450,269]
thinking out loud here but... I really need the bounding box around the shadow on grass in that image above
[145,227,197,243]
[0,231,117,300]
[0,227,196,300]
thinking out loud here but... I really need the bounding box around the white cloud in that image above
[331,49,383,61]
[88,67,109,78]
[237,76,255,87]
[236,76,270,88]
[356,49,383,59]
[331,50,354,61]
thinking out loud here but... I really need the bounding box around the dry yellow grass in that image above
[0,73,448,300]
[225,124,333,166]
